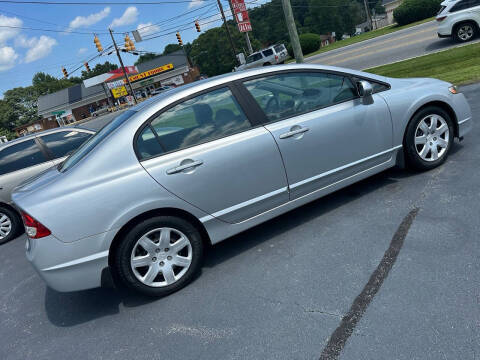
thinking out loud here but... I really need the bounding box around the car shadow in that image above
[424,38,458,52]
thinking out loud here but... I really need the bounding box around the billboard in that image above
[232,0,252,33]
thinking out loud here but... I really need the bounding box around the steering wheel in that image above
[265,96,280,114]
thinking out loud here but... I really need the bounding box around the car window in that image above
[40,131,92,159]
[262,49,274,57]
[451,0,476,11]
[243,72,358,122]
[136,87,251,160]
[246,53,262,63]
[0,139,48,175]
[274,44,285,53]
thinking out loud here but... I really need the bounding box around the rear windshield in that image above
[274,44,285,53]
[59,110,136,172]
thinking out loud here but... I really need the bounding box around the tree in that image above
[32,72,80,96]
[81,61,118,80]
[163,43,182,55]
[134,52,158,65]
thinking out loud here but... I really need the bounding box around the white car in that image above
[236,44,288,71]
[437,0,480,42]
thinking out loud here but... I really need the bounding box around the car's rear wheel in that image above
[0,206,21,245]
[112,216,203,297]
[404,106,454,171]
[454,22,476,42]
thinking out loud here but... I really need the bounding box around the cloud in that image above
[68,7,111,31]
[78,47,87,55]
[0,46,18,71]
[21,35,57,63]
[188,0,204,9]
[0,14,22,45]
[136,22,160,37]
[110,7,139,28]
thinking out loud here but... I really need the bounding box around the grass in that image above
[364,42,480,85]
[287,17,435,63]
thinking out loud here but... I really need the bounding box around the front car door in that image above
[136,85,289,223]
[241,70,393,199]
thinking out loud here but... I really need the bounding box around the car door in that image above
[37,129,93,165]
[136,85,289,223]
[241,71,393,199]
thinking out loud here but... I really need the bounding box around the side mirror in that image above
[357,80,373,98]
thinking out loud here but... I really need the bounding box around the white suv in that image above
[236,44,288,71]
[437,0,480,42]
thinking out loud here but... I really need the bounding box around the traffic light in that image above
[61,66,68,78]
[124,34,135,51]
[176,31,183,46]
[195,20,201,33]
[84,62,91,72]
[94,35,103,52]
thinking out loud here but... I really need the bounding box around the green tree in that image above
[81,61,118,80]
[163,43,182,55]
[134,52,158,65]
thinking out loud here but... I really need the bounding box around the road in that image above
[0,84,478,359]
[77,109,127,131]
[306,21,480,70]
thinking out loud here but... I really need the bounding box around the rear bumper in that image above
[26,231,114,292]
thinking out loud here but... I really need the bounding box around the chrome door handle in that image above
[279,127,309,139]
[166,160,204,175]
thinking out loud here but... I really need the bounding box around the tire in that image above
[403,106,454,171]
[263,62,271,66]
[112,216,204,297]
[0,206,21,245]
[453,22,476,42]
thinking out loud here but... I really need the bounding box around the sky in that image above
[0,0,265,96]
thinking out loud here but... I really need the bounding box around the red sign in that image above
[232,0,252,33]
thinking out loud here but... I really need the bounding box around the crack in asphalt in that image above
[319,207,419,360]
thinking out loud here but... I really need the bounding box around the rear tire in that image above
[453,22,476,42]
[263,62,271,66]
[112,216,203,297]
[0,206,21,245]
[403,106,454,171]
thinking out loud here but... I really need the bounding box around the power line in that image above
[0,24,111,34]
[0,0,205,4]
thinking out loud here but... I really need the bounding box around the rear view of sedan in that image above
[13,64,472,297]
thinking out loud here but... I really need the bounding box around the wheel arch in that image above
[107,207,212,269]
[453,19,480,33]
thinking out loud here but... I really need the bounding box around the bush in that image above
[299,33,321,55]
[393,0,442,26]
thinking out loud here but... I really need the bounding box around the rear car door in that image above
[37,129,93,165]
[241,71,393,199]
[136,85,289,223]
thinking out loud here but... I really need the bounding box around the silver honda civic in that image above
[12,64,472,297]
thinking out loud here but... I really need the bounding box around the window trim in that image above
[133,82,260,162]
[235,68,391,126]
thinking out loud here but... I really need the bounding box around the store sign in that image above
[112,86,128,98]
[129,63,174,83]
[232,0,252,33]
[106,80,125,89]
[161,75,184,87]
[140,78,154,86]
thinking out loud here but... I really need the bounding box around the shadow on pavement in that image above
[424,38,458,51]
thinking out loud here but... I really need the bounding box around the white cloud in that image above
[136,22,160,37]
[23,35,57,63]
[0,46,18,71]
[78,47,87,55]
[68,7,111,31]
[0,14,22,45]
[188,0,204,9]
[110,7,139,28]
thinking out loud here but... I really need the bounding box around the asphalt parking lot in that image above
[1,84,479,360]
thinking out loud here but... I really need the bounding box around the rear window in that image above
[262,49,274,57]
[59,110,136,172]
[274,44,285,53]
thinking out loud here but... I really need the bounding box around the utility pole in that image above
[227,0,253,54]
[216,0,238,64]
[363,0,373,31]
[108,28,137,104]
[281,0,303,63]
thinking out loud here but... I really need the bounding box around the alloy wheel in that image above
[458,25,474,41]
[0,213,12,240]
[414,114,450,162]
[130,227,192,287]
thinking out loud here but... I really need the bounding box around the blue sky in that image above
[0,0,258,96]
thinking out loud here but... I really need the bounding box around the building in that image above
[319,33,335,47]
[36,50,199,134]
[383,0,404,25]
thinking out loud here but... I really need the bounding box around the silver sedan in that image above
[12,64,472,297]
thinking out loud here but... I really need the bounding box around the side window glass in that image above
[0,140,48,175]
[136,87,251,160]
[262,49,274,57]
[244,72,357,122]
[40,131,92,159]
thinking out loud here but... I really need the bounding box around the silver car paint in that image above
[12,64,472,292]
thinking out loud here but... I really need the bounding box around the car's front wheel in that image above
[454,22,476,42]
[404,106,454,171]
[112,216,204,297]
[0,206,21,245]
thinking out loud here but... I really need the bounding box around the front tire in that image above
[0,206,21,245]
[453,22,476,42]
[404,106,454,171]
[112,216,203,297]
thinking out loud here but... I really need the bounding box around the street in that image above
[306,20,480,70]
[0,83,478,360]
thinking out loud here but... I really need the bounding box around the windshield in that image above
[59,110,136,172]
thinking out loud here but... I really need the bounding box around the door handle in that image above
[279,126,309,139]
[166,160,204,175]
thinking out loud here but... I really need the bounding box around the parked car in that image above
[0,127,94,244]
[236,44,288,71]
[437,0,480,42]
[151,86,172,96]
[13,64,472,297]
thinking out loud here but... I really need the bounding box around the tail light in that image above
[21,211,51,239]
[275,55,278,61]
[437,16,447,22]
